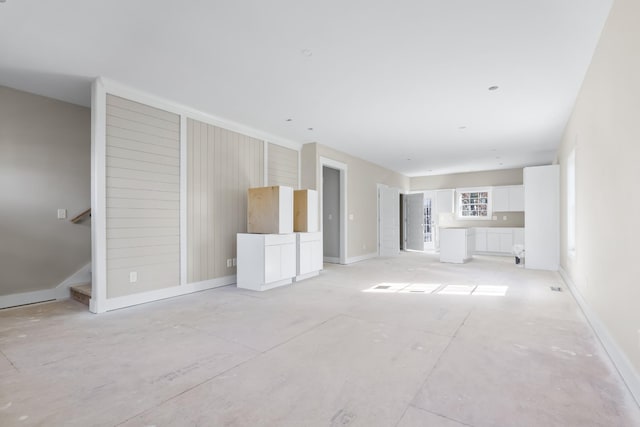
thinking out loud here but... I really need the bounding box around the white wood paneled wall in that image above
[105,95,181,298]
[267,142,298,188]
[187,119,264,283]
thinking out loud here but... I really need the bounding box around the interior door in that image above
[378,185,400,256]
[405,193,424,251]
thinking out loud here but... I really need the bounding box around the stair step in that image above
[70,283,91,306]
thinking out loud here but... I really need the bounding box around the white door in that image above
[378,185,400,256]
[405,193,424,251]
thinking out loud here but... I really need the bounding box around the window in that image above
[457,188,492,219]
[567,149,576,258]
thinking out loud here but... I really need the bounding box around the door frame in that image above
[320,157,347,264]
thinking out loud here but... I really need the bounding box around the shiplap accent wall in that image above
[187,119,264,283]
[105,95,181,298]
[268,142,298,188]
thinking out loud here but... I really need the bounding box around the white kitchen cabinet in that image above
[440,228,474,263]
[492,185,524,212]
[474,227,523,255]
[237,233,296,291]
[295,232,323,281]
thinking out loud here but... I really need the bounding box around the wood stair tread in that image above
[70,283,91,306]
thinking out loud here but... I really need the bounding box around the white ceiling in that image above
[0,0,612,176]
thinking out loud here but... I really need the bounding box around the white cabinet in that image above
[296,232,323,281]
[440,228,473,263]
[492,185,524,212]
[237,233,296,291]
[474,227,523,255]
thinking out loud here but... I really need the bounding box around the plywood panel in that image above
[268,143,298,188]
[186,118,264,283]
[105,94,180,299]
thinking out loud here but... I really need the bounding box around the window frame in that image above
[456,187,493,220]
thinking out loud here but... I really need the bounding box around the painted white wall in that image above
[556,0,640,402]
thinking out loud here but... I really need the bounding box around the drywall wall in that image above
[0,86,90,296]
[301,143,409,260]
[186,119,264,283]
[411,168,523,191]
[105,95,180,298]
[322,166,340,258]
[557,0,640,392]
[268,143,298,188]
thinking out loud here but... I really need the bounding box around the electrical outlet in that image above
[349,214,354,220]
[232,258,237,266]
[129,271,138,283]
[226,259,232,268]
[57,209,67,219]
[503,215,508,221]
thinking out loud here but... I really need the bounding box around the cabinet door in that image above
[475,229,487,252]
[311,240,323,271]
[264,245,281,283]
[493,187,509,212]
[499,232,514,253]
[298,241,312,275]
[509,186,525,211]
[487,232,501,252]
[513,228,525,246]
[280,243,296,278]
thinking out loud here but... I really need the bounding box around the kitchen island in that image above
[439,227,474,263]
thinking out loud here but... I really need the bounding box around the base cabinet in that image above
[474,227,524,255]
[237,233,296,291]
[440,228,474,263]
[296,232,323,281]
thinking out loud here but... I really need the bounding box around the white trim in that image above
[0,290,56,310]
[180,115,188,286]
[323,256,340,264]
[0,263,92,310]
[319,157,348,264]
[99,78,301,151]
[103,275,236,312]
[559,268,640,406]
[346,252,378,265]
[90,78,108,314]
[264,140,269,186]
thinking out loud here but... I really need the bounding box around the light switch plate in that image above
[57,209,67,219]
[129,271,138,283]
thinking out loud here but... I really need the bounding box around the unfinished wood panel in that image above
[105,95,180,298]
[294,189,319,232]
[268,143,298,188]
[186,119,264,283]
[247,186,294,234]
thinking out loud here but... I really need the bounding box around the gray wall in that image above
[322,166,340,257]
[187,119,264,283]
[0,86,90,296]
[556,0,640,378]
[268,143,298,188]
[105,95,181,298]
[411,168,523,191]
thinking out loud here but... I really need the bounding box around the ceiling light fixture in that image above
[488,85,499,91]
[458,126,467,130]
[308,127,313,131]
[301,49,313,57]
[285,118,292,122]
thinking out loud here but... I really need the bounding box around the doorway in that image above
[320,157,347,264]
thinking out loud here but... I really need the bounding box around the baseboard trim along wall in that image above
[559,268,640,406]
[0,262,92,310]
[346,252,378,265]
[94,275,237,313]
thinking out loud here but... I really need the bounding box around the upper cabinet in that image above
[492,185,524,212]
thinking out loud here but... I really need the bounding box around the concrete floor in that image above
[1,252,639,426]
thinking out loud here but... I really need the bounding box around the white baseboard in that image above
[0,262,92,310]
[97,275,236,312]
[323,256,340,264]
[559,268,640,406]
[346,252,378,265]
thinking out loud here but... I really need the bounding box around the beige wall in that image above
[0,86,90,296]
[410,168,523,191]
[267,143,298,188]
[301,142,409,259]
[105,95,180,298]
[186,119,264,283]
[557,0,640,376]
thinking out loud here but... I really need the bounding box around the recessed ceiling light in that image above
[285,118,292,122]
[458,126,467,130]
[308,127,313,131]
[488,85,499,91]
[407,158,411,161]
[495,156,501,159]
[301,49,313,57]
[499,163,503,165]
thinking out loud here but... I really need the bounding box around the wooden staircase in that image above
[70,283,91,306]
